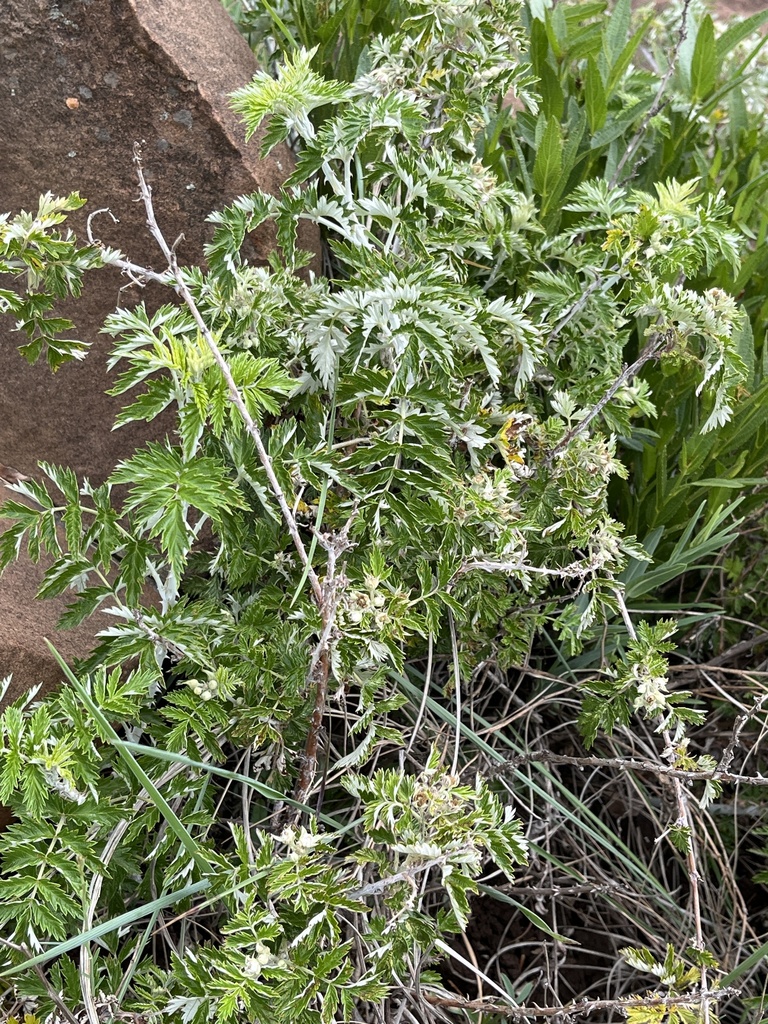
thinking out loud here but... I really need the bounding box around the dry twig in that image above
[95,148,350,817]
[497,750,768,788]
[609,0,693,188]
[421,985,739,1022]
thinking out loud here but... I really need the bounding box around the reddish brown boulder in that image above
[1,0,308,481]
[0,482,101,709]
[0,0,317,708]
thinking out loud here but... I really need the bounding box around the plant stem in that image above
[549,334,667,460]
[614,590,709,1020]
[129,145,323,607]
[609,0,693,188]
[124,146,353,813]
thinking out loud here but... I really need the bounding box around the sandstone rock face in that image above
[0,0,315,708]
[0,483,100,710]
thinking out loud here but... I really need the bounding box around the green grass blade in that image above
[0,879,210,977]
[45,640,209,873]
[114,739,345,830]
[477,883,575,943]
[720,939,768,987]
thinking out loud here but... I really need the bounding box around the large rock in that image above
[0,481,100,709]
[0,0,317,709]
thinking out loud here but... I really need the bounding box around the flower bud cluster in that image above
[185,676,220,701]
[243,941,289,979]
[632,665,669,714]
[339,575,389,629]
[277,824,323,862]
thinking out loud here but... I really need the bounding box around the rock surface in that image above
[0,483,100,710]
[0,0,305,482]
[0,0,315,708]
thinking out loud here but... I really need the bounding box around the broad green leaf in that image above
[544,109,585,212]
[690,14,717,100]
[533,115,563,205]
[528,0,552,21]
[691,477,766,489]
[606,13,656,97]
[716,8,768,63]
[539,61,564,120]
[544,6,566,60]
[585,57,607,133]
[733,311,756,389]
[729,82,748,151]
[528,15,549,74]
[591,94,654,149]
[604,0,630,63]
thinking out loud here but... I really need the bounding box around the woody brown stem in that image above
[122,147,354,816]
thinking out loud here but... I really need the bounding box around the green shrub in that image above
[2,1,768,1021]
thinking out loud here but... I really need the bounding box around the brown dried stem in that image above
[291,512,357,810]
[421,986,738,1022]
[129,148,323,607]
[497,750,768,788]
[109,148,349,814]
[548,333,667,460]
[718,690,768,776]
[608,0,693,188]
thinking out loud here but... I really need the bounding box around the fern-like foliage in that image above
[0,1,766,1021]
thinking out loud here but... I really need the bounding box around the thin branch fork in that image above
[512,329,671,503]
[421,986,739,1022]
[608,0,693,188]
[129,145,323,608]
[495,749,768,788]
[548,332,668,460]
[718,690,768,775]
[123,146,350,812]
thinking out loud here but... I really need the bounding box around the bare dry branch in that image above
[117,146,357,813]
[609,0,693,188]
[130,144,323,607]
[718,691,768,776]
[422,986,739,1022]
[548,333,668,460]
[497,749,768,788]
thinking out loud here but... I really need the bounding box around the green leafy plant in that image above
[2,1,768,1021]
[621,944,721,1024]
[0,193,101,369]
[223,0,403,82]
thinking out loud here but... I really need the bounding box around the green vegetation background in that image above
[2,1,768,1022]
